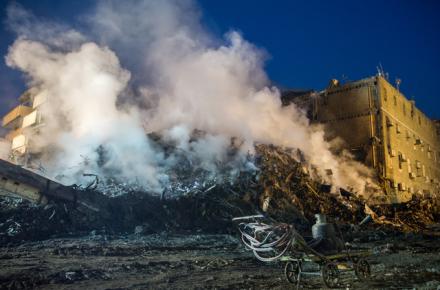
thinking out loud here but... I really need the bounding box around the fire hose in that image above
[233,215,304,262]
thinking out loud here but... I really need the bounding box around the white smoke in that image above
[6,39,167,191]
[5,2,86,50]
[4,0,376,194]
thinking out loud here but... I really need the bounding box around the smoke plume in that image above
[4,0,376,195]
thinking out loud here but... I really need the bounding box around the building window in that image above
[415,160,422,177]
[410,102,415,118]
[403,103,406,116]
[386,117,393,127]
[393,95,397,106]
[389,148,396,157]
[398,152,407,170]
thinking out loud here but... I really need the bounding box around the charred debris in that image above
[1,139,439,246]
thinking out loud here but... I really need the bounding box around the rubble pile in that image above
[367,196,440,233]
[250,145,439,234]
[0,183,259,244]
[0,196,108,245]
[254,144,365,226]
[1,144,439,246]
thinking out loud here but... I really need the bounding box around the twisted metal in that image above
[233,215,303,262]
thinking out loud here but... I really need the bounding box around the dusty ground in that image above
[1,233,439,290]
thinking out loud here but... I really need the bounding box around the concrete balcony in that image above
[22,110,38,128]
[2,105,33,128]
[11,134,26,155]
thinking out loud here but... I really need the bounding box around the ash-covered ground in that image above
[1,145,439,289]
[1,232,440,290]
[1,214,439,290]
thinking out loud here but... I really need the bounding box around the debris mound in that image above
[367,196,440,233]
[1,144,439,245]
[254,144,365,225]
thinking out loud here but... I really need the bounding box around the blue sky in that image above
[0,0,439,118]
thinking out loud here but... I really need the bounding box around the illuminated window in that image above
[398,152,406,170]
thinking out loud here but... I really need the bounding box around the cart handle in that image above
[232,214,264,221]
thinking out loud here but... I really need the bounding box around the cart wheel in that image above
[355,258,371,281]
[321,262,340,288]
[284,261,300,284]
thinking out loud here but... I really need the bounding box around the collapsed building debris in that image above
[0,0,437,287]
[366,196,440,234]
[0,143,439,289]
[0,158,78,204]
[1,143,438,247]
[248,144,439,234]
[253,144,366,226]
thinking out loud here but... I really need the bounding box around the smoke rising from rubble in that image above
[5,0,376,195]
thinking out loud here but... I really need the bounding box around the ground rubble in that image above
[0,232,439,289]
[0,144,439,289]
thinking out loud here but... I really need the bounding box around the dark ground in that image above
[0,187,439,290]
[0,233,439,289]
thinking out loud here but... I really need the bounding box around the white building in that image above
[1,89,46,163]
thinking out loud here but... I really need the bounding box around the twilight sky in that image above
[0,0,439,119]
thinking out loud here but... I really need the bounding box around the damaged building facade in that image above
[1,88,45,164]
[284,75,440,203]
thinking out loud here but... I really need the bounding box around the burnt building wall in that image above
[317,78,377,166]
[376,76,440,203]
[285,75,440,204]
